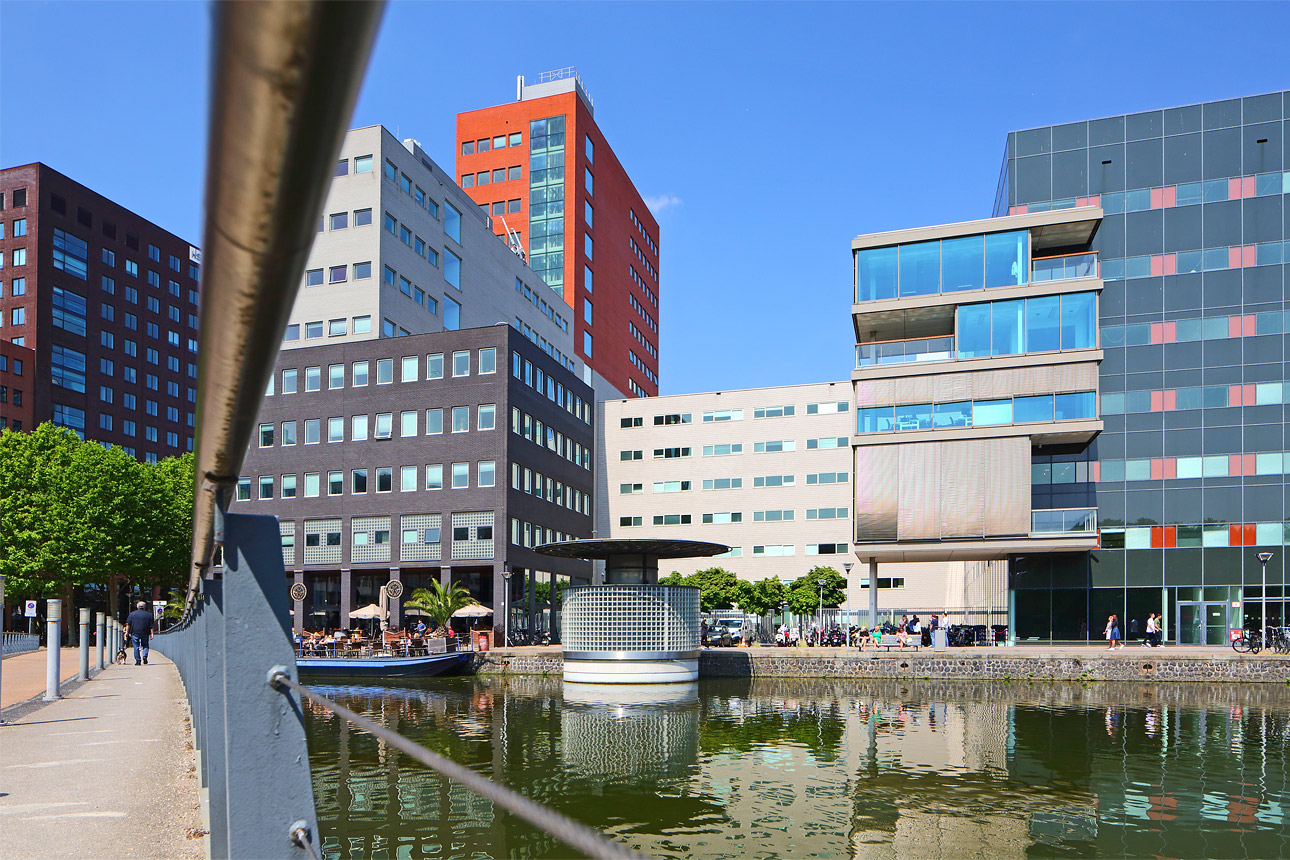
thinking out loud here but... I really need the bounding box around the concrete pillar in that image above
[439,565,451,587]
[548,569,557,643]
[389,568,402,630]
[868,558,879,628]
[339,568,352,629]
[526,568,536,633]
[490,564,504,640]
[292,571,305,635]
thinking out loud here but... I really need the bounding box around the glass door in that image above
[1204,602,1229,646]
[1178,602,1203,645]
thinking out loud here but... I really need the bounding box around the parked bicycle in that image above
[1232,627,1263,654]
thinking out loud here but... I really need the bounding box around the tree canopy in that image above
[0,424,194,599]
[785,566,848,615]
[658,567,742,612]
[404,581,476,631]
[735,577,788,617]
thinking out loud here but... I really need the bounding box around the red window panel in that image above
[1163,458,1177,479]
[1163,526,1177,548]
[1012,205,1028,215]
[1230,524,1245,547]
[1151,526,1165,548]
[1229,178,1244,199]
[1162,321,1177,343]
[1150,254,1164,276]
[1163,254,1177,276]
[1088,194,1100,208]
[1229,454,1245,476]
[1150,390,1165,411]
[1151,188,1164,209]
[1242,315,1257,336]
[1150,323,1164,344]
[1243,384,1257,404]
[1229,246,1243,268]
[1242,177,1256,197]
[1150,459,1164,480]
[1228,385,1244,407]
[1163,389,1177,411]
[1162,186,1177,208]
[1092,461,1101,482]
[1243,454,1257,475]
[1242,524,1257,547]
[1229,316,1244,338]
[1242,246,1257,267]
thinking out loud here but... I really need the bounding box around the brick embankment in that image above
[473,645,1290,684]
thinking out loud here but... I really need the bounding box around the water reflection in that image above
[305,678,1290,859]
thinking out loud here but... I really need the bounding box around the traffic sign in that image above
[24,600,37,617]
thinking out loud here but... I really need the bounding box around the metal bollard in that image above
[96,612,106,671]
[79,608,91,680]
[0,575,6,724]
[45,599,62,701]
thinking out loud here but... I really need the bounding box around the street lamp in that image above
[817,578,826,632]
[502,564,513,649]
[1259,552,1274,639]
[843,562,853,627]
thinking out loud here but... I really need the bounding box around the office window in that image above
[444,248,461,288]
[400,355,417,382]
[377,358,393,384]
[352,361,369,386]
[329,212,347,230]
[584,167,593,195]
[444,296,460,330]
[452,406,469,433]
[236,478,251,501]
[401,410,417,437]
[583,298,593,325]
[508,199,521,214]
[328,364,344,389]
[351,414,368,441]
[283,323,300,342]
[52,228,88,279]
[305,366,321,391]
[303,419,319,444]
[478,404,496,431]
[304,473,319,497]
[583,331,593,357]
[281,475,297,499]
[584,265,593,293]
[352,469,367,493]
[328,265,346,284]
[451,462,469,489]
[328,471,343,495]
[51,345,87,392]
[353,315,371,333]
[426,464,444,490]
[281,369,297,394]
[445,203,461,243]
[425,408,443,435]
[461,140,475,155]
[258,423,274,447]
[328,319,346,337]
[401,466,417,492]
[461,174,475,188]
[426,352,444,379]
[354,155,373,173]
[479,461,496,488]
[584,233,593,261]
[328,417,343,443]
[478,347,496,374]
[452,350,469,376]
[281,421,297,446]
[375,412,393,439]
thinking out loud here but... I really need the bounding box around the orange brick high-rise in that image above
[456,70,659,398]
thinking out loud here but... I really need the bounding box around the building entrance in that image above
[1177,602,1228,646]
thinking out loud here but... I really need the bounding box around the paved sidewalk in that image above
[0,654,204,860]
[1,649,83,710]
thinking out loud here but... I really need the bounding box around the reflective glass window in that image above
[855,246,897,301]
[1013,394,1053,423]
[1025,295,1060,352]
[856,406,895,433]
[991,300,1025,356]
[892,402,933,430]
[934,401,972,428]
[957,303,991,358]
[898,241,939,297]
[940,236,984,292]
[1060,292,1096,349]
[973,399,1012,426]
[983,231,1028,287]
[1054,392,1095,420]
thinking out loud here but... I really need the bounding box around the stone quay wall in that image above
[473,647,1290,684]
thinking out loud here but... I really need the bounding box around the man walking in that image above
[125,601,155,666]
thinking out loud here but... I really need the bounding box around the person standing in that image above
[1144,613,1158,648]
[1104,614,1124,650]
[125,601,155,666]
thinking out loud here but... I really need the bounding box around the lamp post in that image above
[843,562,853,628]
[1259,552,1274,639]
[817,578,826,632]
[502,564,513,649]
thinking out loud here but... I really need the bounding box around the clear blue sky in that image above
[3,2,1286,395]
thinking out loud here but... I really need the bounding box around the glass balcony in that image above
[1031,508,1097,535]
[855,336,955,368]
[1031,253,1097,283]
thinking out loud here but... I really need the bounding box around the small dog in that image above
[115,643,129,665]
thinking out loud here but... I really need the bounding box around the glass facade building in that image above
[996,91,1290,643]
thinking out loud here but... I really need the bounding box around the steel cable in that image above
[270,672,650,860]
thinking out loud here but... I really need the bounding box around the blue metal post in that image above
[78,608,91,680]
[44,600,62,701]
[96,612,105,671]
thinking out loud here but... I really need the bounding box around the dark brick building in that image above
[233,323,594,638]
[0,340,35,431]
[0,164,200,459]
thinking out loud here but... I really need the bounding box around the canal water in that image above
[305,676,1290,858]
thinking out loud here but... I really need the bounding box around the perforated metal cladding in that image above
[854,362,1099,407]
[854,446,899,541]
[280,520,296,566]
[562,585,700,652]
[450,511,495,560]
[855,437,1030,541]
[351,516,392,563]
[304,518,342,565]
[399,514,442,561]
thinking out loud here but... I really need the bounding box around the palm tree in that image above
[404,581,476,633]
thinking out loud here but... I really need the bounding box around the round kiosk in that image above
[535,538,729,684]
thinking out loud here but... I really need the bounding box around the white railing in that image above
[2,632,40,657]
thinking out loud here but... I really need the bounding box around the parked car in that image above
[703,624,733,647]
[717,619,744,645]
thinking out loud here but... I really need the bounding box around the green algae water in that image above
[304,676,1290,858]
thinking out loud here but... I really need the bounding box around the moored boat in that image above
[296,650,473,678]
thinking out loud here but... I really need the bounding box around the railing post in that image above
[220,512,318,858]
[78,608,91,681]
[44,600,62,701]
[96,612,106,671]
[0,576,5,722]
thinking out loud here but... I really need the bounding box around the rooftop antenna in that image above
[516,74,525,101]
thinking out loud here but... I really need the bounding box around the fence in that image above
[710,607,1010,644]
[2,632,39,657]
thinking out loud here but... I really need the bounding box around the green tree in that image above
[404,581,476,631]
[0,424,85,597]
[736,577,788,617]
[786,566,847,616]
[687,567,741,612]
[658,571,688,587]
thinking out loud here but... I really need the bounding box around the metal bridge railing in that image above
[155,3,653,858]
[2,632,39,657]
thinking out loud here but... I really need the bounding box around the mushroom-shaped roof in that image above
[534,538,730,560]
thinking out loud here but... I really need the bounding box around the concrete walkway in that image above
[0,654,204,860]
[1,649,83,710]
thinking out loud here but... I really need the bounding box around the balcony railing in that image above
[1031,253,1098,283]
[855,336,955,368]
[1031,508,1098,535]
